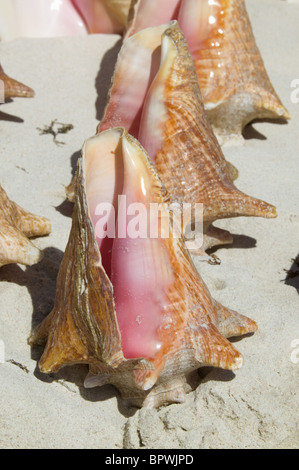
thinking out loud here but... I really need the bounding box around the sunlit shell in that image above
[30,127,257,408]
[0,185,51,267]
[99,21,276,252]
[178,0,290,143]
[126,0,290,144]
[0,63,34,99]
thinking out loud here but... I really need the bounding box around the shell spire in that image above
[0,63,34,99]
[98,21,276,252]
[30,128,257,408]
[0,185,51,267]
[214,301,258,339]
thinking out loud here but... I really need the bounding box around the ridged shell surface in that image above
[30,128,257,408]
[99,21,277,251]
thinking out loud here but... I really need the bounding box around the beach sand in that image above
[0,0,298,449]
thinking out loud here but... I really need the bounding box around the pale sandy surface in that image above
[0,0,298,449]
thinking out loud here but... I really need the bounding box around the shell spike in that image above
[0,185,51,268]
[254,87,291,122]
[214,301,258,338]
[0,64,34,99]
[0,224,41,267]
[205,187,277,223]
[13,205,51,238]
[195,324,243,371]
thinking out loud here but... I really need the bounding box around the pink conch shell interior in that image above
[177,0,221,54]
[83,129,248,378]
[99,23,168,139]
[85,131,174,359]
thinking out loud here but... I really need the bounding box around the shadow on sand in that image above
[242,117,289,141]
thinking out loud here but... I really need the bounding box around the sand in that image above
[0,0,298,449]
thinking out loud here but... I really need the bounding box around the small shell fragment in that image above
[72,0,132,34]
[0,63,34,100]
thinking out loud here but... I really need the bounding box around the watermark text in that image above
[93,196,203,251]
[290,79,299,104]
[0,340,5,363]
[290,339,299,364]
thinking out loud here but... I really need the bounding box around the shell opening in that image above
[84,128,175,361]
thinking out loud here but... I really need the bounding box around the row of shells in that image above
[0,0,290,408]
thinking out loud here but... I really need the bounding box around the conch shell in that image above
[0,185,51,267]
[126,0,290,144]
[30,127,257,408]
[0,63,34,99]
[98,21,276,252]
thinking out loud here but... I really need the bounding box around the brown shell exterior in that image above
[0,185,51,267]
[0,63,34,99]
[189,0,290,141]
[153,24,277,227]
[30,128,257,408]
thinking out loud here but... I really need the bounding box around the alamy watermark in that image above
[0,339,4,363]
[290,339,299,364]
[93,196,204,251]
[290,79,299,104]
